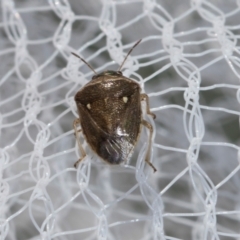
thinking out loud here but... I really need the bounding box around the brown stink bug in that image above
[72,40,157,172]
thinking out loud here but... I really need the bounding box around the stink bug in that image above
[72,40,157,172]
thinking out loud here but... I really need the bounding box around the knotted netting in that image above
[1,0,240,239]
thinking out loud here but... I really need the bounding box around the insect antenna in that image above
[118,39,142,71]
[71,52,97,74]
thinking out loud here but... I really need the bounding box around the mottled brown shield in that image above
[75,71,141,164]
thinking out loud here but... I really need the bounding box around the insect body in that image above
[72,40,157,172]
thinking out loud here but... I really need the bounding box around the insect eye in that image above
[92,75,97,80]
[116,71,122,75]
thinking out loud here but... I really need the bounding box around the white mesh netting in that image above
[1,0,240,239]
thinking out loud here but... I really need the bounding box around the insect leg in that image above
[73,119,86,168]
[141,94,156,119]
[141,119,157,173]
